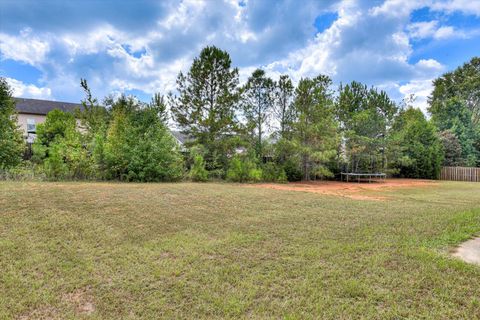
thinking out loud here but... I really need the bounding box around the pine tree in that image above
[273,74,295,139]
[170,46,240,172]
[241,68,274,157]
[291,75,339,180]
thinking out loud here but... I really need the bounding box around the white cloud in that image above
[6,77,52,99]
[0,28,50,66]
[0,0,478,118]
[430,0,480,17]
[399,79,434,113]
[407,21,464,40]
[434,26,457,39]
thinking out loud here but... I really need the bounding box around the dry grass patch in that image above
[1,180,480,319]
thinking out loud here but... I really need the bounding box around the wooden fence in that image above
[440,166,480,182]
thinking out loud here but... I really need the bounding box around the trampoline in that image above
[341,172,386,183]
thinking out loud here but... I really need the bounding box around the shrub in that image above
[0,162,44,181]
[277,169,288,183]
[261,162,288,183]
[261,162,278,182]
[283,159,302,182]
[190,154,208,182]
[226,155,263,182]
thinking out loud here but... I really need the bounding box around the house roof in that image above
[14,97,83,115]
[171,131,192,145]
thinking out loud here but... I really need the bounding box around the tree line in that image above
[1,47,479,182]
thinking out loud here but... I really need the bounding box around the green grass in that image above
[1,181,480,319]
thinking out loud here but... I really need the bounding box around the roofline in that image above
[13,97,83,106]
[17,111,50,116]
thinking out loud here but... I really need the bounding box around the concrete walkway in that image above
[453,237,480,265]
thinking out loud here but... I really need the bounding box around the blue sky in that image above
[0,0,479,113]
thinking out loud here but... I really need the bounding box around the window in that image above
[27,118,36,133]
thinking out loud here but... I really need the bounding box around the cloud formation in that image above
[1,0,479,113]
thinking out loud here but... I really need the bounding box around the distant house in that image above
[14,98,187,152]
[14,98,82,143]
[170,131,191,152]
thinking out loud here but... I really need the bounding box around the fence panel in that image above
[440,166,480,182]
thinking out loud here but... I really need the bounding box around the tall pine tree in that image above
[241,68,274,157]
[273,74,295,139]
[170,46,240,171]
[291,75,339,180]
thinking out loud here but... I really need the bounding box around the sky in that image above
[0,0,479,114]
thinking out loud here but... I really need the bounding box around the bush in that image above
[226,155,263,183]
[102,98,184,182]
[0,162,44,181]
[190,154,208,182]
[261,162,288,183]
[283,159,302,182]
[277,169,288,183]
[33,115,96,181]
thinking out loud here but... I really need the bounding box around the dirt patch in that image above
[63,287,96,315]
[17,306,61,320]
[452,237,480,265]
[250,179,437,201]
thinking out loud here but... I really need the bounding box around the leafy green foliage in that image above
[0,78,24,169]
[336,81,398,173]
[103,96,183,182]
[190,154,209,182]
[32,93,183,182]
[273,75,295,139]
[226,155,262,182]
[241,68,275,157]
[170,46,241,172]
[8,50,479,182]
[429,57,480,166]
[439,130,463,166]
[33,110,94,180]
[261,162,287,183]
[390,107,444,179]
[290,75,339,180]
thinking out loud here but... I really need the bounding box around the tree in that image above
[79,79,110,136]
[273,75,295,139]
[150,93,169,124]
[439,130,463,167]
[0,78,24,169]
[32,109,94,180]
[241,69,274,157]
[77,79,111,177]
[104,95,183,182]
[189,153,208,182]
[429,97,478,166]
[170,46,240,172]
[429,57,480,166]
[226,154,262,182]
[291,75,339,180]
[336,81,397,173]
[390,107,443,179]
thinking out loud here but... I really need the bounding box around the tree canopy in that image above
[3,51,479,182]
[170,46,241,172]
[0,78,24,169]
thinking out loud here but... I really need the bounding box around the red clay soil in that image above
[250,179,437,201]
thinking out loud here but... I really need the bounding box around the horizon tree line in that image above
[1,46,479,182]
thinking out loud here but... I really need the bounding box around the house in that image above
[14,98,83,143]
[14,98,188,151]
[170,131,191,152]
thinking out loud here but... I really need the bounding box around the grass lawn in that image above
[1,180,480,319]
